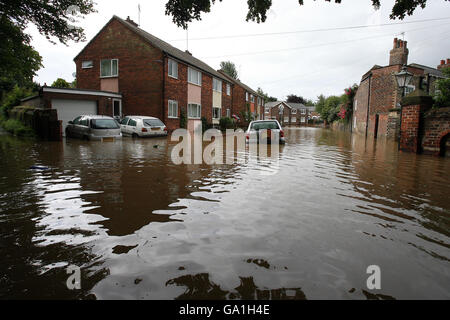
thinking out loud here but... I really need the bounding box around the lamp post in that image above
[395,64,413,148]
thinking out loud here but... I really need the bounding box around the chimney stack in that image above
[389,38,409,66]
[126,16,139,27]
[437,58,450,70]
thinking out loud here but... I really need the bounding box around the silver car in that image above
[65,115,122,141]
[246,120,286,145]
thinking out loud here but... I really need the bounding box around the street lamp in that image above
[395,64,413,98]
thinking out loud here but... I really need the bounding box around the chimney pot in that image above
[394,38,398,48]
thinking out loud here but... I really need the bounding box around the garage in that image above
[52,99,98,135]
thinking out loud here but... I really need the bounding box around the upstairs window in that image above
[292,109,297,114]
[250,95,255,103]
[226,84,231,96]
[246,92,249,102]
[82,61,93,69]
[213,78,222,92]
[168,59,178,79]
[100,59,118,77]
[188,68,202,86]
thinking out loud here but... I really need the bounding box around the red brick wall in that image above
[421,107,450,155]
[232,85,247,117]
[222,82,232,117]
[75,18,164,120]
[164,58,187,131]
[400,104,423,153]
[201,73,213,123]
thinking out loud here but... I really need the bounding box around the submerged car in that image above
[65,115,122,141]
[246,120,286,145]
[120,116,168,138]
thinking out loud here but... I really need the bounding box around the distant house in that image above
[353,38,447,139]
[264,101,317,126]
[74,15,245,131]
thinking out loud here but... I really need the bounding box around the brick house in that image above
[264,101,316,126]
[74,15,237,131]
[353,38,446,140]
[217,70,264,120]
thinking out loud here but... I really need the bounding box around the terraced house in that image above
[74,15,246,131]
[265,102,316,126]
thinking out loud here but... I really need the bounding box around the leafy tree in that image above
[165,0,445,29]
[0,85,38,117]
[220,61,238,79]
[315,94,344,123]
[51,78,71,88]
[0,0,96,99]
[257,87,277,103]
[434,67,450,108]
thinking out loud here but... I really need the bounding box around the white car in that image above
[246,120,286,145]
[120,116,168,138]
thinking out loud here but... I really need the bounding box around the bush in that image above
[219,117,235,131]
[1,85,36,117]
[201,117,212,133]
[1,119,35,137]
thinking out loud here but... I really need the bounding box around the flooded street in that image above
[0,127,449,300]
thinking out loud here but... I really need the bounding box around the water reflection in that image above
[0,128,449,300]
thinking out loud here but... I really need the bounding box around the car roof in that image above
[80,115,115,119]
[125,116,161,120]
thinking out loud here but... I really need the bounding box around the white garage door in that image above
[52,99,97,135]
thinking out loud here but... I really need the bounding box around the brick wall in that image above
[400,104,422,153]
[232,85,247,117]
[201,73,213,123]
[75,18,164,120]
[164,58,187,131]
[421,107,450,155]
[353,76,370,135]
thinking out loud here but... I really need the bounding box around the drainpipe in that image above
[162,54,167,123]
[365,73,372,138]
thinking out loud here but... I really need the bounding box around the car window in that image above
[128,119,137,127]
[251,121,280,131]
[120,117,129,125]
[90,119,120,129]
[79,118,89,127]
[73,116,82,125]
[143,119,164,127]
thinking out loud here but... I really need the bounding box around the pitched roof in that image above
[409,63,444,78]
[75,16,230,83]
[265,101,316,112]
[217,70,262,97]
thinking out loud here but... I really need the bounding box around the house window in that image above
[213,78,222,92]
[291,117,296,123]
[113,99,121,118]
[100,59,118,77]
[168,59,178,79]
[188,68,202,86]
[301,109,306,115]
[284,117,289,123]
[226,84,231,96]
[405,85,415,95]
[213,107,221,119]
[292,109,297,114]
[82,61,93,69]
[188,103,201,119]
[226,109,230,118]
[301,117,306,123]
[168,100,178,118]
[251,95,255,103]
[246,92,249,102]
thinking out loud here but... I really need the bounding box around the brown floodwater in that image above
[0,127,449,300]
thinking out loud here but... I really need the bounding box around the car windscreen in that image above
[251,122,280,131]
[90,119,119,129]
[143,119,164,127]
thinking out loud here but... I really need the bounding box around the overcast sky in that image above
[29,0,450,102]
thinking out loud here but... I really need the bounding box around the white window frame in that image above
[168,59,178,79]
[100,59,118,78]
[188,67,202,86]
[82,61,93,69]
[188,103,201,119]
[246,92,249,102]
[250,95,255,103]
[113,99,122,118]
[291,117,297,123]
[292,109,297,114]
[213,107,221,119]
[168,100,178,118]
[226,108,231,118]
[213,78,222,93]
[301,109,306,115]
[226,84,231,96]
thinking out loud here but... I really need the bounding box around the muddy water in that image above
[0,128,449,300]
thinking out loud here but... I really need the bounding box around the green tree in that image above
[0,0,96,98]
[287,94,314,105]
[51,78,71,88]
[434,67,450,108]
[165,0,444,29]
[257,87,277,103]
[315,94,344,123]
[220,61,238,79]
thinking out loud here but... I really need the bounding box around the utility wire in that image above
[169,17,450,42]
[199,22,450,59]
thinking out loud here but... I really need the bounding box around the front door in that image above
[113,99,122,120]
